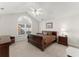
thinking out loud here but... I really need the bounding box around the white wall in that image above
[0,12,39,41]
[40,13,79,47]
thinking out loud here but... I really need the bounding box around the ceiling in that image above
[0,2,79,21]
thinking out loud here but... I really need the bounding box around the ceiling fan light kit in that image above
[31,8,43,16]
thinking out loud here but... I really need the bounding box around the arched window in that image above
[17,16,32,35]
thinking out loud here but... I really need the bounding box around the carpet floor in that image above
[10,40,67,57]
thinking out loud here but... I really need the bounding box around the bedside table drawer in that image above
[60,38,67,42]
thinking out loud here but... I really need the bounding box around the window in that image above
[17,24,31,35]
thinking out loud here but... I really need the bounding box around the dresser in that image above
[58,36,68,46]
[0,36,11,57]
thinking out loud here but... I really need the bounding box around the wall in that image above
[0,12,39,41]
[40,13,79,47]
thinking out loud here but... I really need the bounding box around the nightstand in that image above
[58,36,68,46]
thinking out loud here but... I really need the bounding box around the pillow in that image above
[47,32,52,35]
[43,32,47,35]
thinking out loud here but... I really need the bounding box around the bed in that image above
[27,31,57,51]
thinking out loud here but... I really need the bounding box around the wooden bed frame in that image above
[27,31,57,51]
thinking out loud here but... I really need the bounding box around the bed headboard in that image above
[42,31,57,36]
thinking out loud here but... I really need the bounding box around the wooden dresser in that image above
[0,36,11,57]
[58,36,68,46]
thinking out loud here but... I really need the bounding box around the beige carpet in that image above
[10,40,67,57]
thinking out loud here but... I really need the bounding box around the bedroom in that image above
[0,2,79,57]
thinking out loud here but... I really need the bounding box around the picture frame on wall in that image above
[46,22,53,29]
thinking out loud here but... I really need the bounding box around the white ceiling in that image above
[0,2,79,20]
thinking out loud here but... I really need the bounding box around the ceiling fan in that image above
[30,8,43,16]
